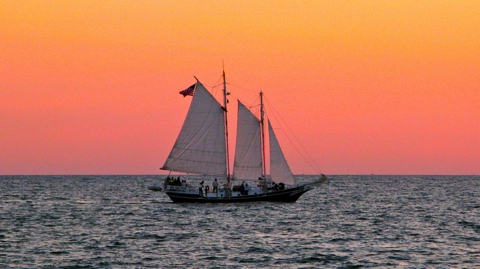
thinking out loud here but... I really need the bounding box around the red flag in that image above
[179,83,195,97]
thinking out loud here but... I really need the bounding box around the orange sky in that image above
[1,1,479,175]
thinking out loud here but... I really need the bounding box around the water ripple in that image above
[1,175,479,268]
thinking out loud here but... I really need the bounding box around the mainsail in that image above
[162,82,227,176]
[232,101,263,180]
[268,120,295,186]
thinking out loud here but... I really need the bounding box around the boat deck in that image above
[165,185,268,198]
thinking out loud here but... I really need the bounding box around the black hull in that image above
[165,185,312,203]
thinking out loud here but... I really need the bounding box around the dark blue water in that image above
[1,175,479,268]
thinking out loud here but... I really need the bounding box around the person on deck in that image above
[205,185,210,196]
[199,181,204,196]
[262,181,268,193]
[212,178,219,196]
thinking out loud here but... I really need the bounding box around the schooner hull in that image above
[165,185,312,203]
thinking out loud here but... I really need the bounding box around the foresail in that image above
[232,101,263,180]
[162,82,227,176]
[268,121,295,186]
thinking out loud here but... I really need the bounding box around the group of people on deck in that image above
[198,178,220,197]
[239,182,249,195]
[258,178,285,192]
[198,178,251,197]
[164,176,182,186]
[166,176,284,197]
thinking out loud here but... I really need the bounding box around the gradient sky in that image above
[1,1,479,175]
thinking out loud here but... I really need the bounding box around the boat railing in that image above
[165,185,197,193]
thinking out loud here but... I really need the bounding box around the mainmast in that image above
[260,91,266,178]
[223,70,231,179]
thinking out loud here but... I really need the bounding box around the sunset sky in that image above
[1,1,479,175]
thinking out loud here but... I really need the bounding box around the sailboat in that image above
[156,71,327,203]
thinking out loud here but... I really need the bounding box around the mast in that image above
[223,70,231,179]
[260,91,266,178]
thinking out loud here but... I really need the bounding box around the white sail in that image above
[162,82,227,175]
[268,120,295,186]
[232,101,263,180]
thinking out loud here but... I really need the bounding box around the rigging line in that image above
[224,81,266,107]
[226,91,262,117]
[200,74,225,98]
[195,73,222,88]
[232,93,260,109]
[226,83,263,116]
[247,96,262,120]
[264,96,323,174]
[226,82,258,93]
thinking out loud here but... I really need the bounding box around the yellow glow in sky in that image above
[1,1,479,174]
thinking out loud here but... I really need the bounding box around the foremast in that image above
[260,91,266,178]
[222,70,231,180]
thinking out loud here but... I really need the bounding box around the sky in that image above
[1,1,479,175]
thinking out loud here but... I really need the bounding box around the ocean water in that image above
[0,175,479,268]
